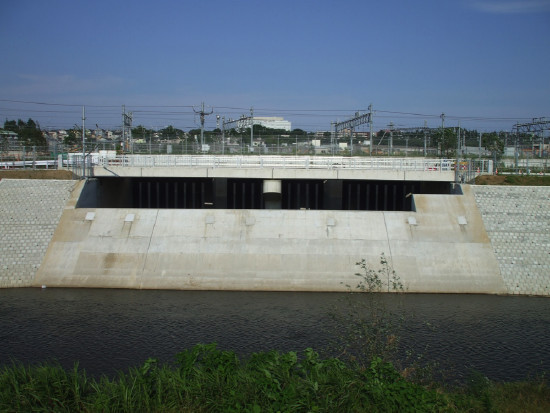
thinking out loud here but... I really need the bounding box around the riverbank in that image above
[475,174,550,186]
[0,169,75,180]
[1,345,548,412]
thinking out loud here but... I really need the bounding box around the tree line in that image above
[2,118,518,159]
[2,119,47,147]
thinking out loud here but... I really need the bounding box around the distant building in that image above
[0,130,18,140]
[94,128,104,139]
[252,117,291,131]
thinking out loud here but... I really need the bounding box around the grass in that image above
[446,370,550,413]
[503,174,550,186]
[475,174,550,186]
[1,344,548,412]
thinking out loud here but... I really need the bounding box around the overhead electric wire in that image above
[1,98,543,132]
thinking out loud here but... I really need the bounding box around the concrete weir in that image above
[33,180,507,293]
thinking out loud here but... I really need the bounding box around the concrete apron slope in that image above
[34,182,506,293]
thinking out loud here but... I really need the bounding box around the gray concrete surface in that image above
[33,183,506,293]
[0,179,78,287]
[472,185,550,296]
[3,178,548,296]
[94,165,456,182]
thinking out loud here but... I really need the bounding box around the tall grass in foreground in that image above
[1,344,443,412]
[1,344,549,412]
[2,257,548,411]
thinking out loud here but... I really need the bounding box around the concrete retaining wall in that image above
[472,186,550,296]
[2,179,548,295]
[33,183,506,294]
[0,179,78,287]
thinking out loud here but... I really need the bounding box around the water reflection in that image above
[0,288,548,382]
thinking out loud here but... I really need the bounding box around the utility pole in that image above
[513,118,550,172]
[216,115,220,153]
[423,120,428,157]
[250,107,254,151]
[122,105,125,152]
[515,129,519,172]
[440,113,445,157]
[222,112,254,153]
[369,104,373,156]
[122,105,133,153]
[388,122,394,156]
[82,106,86,179]
[333,111,371,156]
[330,121,336,155]
[349,112,360,156]
[193,102,214,152]
[478,131,482,167]
[456,121,461,183]
[221,116,225,155]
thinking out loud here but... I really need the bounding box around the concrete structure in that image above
[253,117,291,131]
[0,175,548,296]
[32,181,506,293]
[0,179,78,287]
[92,155,456,182]
[472,186,550,296]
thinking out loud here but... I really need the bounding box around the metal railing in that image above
[0,160,58,169]
[96,155,456,172]
[0,142,494,181]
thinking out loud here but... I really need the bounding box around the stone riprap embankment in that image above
[0,179,77,287]
[472,186,550,296]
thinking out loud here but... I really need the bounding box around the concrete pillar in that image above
[263,179,282,209]
[214,178,227,209]
[488,160,494,174]
[323,180,342,210]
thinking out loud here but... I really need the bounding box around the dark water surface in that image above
[1,288,549,382]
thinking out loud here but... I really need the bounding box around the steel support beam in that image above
[514,117,549,134]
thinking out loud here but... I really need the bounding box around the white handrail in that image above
[95,155,455,172]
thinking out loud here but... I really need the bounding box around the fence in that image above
[97,154,454,171]
[96,154,493,182]
[119,141,440,157]
[1,142,494,182]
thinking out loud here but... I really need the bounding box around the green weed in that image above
[1,346,548,412]
[328,253,408,368]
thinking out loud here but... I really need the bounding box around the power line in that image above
[1,98,544,133]
[0,99,120,108]
[0,99,83,106]
[1,99,538,122]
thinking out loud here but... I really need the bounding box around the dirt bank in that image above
[0,170,76,180]
[475,174,550,186]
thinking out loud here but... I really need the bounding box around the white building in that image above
[252,117,291,131]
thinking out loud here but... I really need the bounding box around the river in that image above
[1,288,549,382]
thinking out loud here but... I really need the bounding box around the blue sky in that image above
[1,0,549,132]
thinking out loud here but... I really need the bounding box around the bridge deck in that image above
[93,155,458,181]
